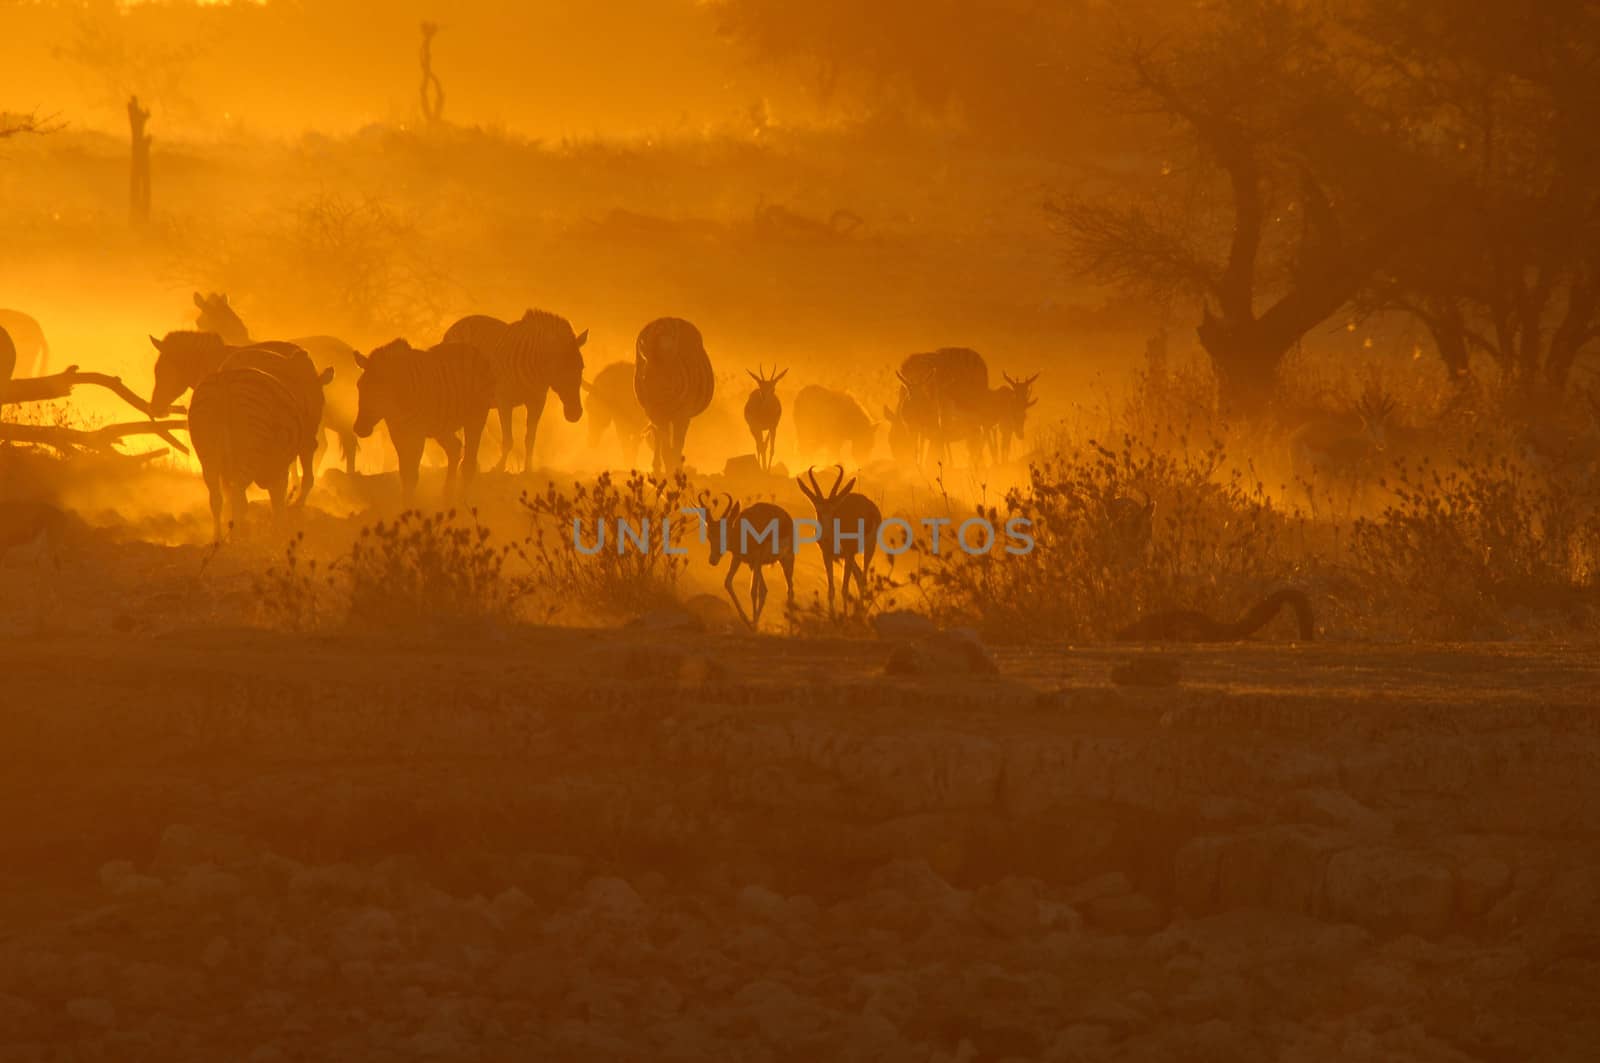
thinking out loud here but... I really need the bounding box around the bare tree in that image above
[1053,1,1431,415]
[420,21,445,125]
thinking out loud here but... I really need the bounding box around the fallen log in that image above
[1,367,190,453]
[0,419,190,454]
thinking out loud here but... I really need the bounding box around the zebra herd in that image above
[8,298,1044,543]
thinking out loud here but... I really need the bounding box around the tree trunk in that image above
[128,96,152,225]
[1196,308,1294,417]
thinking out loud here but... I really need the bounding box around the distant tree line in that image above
[714,0,1600,414]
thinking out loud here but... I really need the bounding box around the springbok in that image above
[986,371,1040,462]
[1288,390,1398,502]
[796,464,882,616]
[703,491,797,628]
[743,366,787,472]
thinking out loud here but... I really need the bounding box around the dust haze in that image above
[3,1,1599,1059]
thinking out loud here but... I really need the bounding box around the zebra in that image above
[218,346,334,506]
[897,347,991,464]
[0,310,48,378]
[794,385,875,463]
[584,360,649,466]
[351,339,495,504]
[441,309,588,474]
[192,292,365,473]
[188,368,307,542]
[634,317,714,474]
[743,365,786,472]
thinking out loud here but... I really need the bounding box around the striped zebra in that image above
[634,317,714,473]
[584,360,649,466]
[192,292,366,473]
[352,339,495,503]
[441,309,588,474]
[0,310,48,378]
[219,346,334,506]
[896,347,991,464]
[188,368,307,542]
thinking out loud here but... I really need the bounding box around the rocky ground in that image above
[1,626,1596,1061]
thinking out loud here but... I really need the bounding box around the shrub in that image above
[344,509,530,632]
[914,434,1300,642]
[519,470,693,619]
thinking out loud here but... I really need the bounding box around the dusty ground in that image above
[2,594,1597,1060]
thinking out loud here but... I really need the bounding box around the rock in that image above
[1325,847,1455,936]
[1066,872,1132,906]
[1288,788,1392,836]
[682,593,740,633]
[626,608,702,633]
[1110,655,1181,686]
[884,631,999,676]
[871,610,940,641]
[973,878,1044,938]
[1084,893,1167,934]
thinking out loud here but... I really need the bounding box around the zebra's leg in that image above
[522,390,549,475]
[493,399,515,474]
[203,466,225,544]
[723,557,752,628]
[438,432,464,499]
[437,431,463,498]
[266,467,291,536]
[295,446,316,508]
[673,420,691,473]
[227,480,250,541]
[463,411,488,494]
[339,429,359,475]
[394,432,424,508]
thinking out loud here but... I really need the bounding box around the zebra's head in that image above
[193,292,250,346]
[350,339,410,438]
[149,330,226,415]
[558,327,588,423]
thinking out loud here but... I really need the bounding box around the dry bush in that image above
[913,432,1302,642]
[344,509,530,632]
[519,470,693,620]
[250,532,332,633]
[1352,443,1600,637]
[253,510,530,634]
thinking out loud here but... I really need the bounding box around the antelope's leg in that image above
[724,557,752,627]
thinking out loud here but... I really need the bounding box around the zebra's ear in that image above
[353,351,370,369]
[574,329,589,348]
[319,367,335,386]
[149,334,163,352]
[193,292,205,309]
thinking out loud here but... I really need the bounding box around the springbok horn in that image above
[830,464,846,498]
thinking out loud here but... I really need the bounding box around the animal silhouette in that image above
[188,368,306,542]
[584,360,649,466]
[794,385,875,463]
[743,365,786,472]
[352,339,495,504]
[0,311,48,378]
[704,491,797,628]
[796,464,882,617]
[634,318,714,473]
[442,309,587,474]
